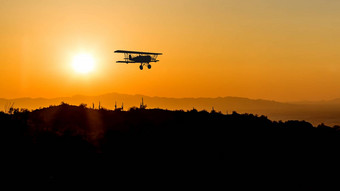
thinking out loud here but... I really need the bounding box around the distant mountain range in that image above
[1,92,340,126]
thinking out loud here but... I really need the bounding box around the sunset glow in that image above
[1,0,340,102]
[72,54,95,74]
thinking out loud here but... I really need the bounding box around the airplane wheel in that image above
[148,64,151,69]
[139,65,143,70]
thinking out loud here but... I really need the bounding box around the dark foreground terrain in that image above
[1,103,339,188]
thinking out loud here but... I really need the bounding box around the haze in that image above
[1,0,340,102]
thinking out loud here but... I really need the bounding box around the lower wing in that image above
[116,61,136,64]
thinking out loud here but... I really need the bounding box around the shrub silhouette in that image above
[0,104,339,188]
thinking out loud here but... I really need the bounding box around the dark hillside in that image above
[1,104,339,188]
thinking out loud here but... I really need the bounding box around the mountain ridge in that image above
[1,92,340,126]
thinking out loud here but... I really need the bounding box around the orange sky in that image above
[1,0,340,102]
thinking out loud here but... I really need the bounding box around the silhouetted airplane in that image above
[114,50,163,70]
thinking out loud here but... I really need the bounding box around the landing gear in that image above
[139,63,151,70]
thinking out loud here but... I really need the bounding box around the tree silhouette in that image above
[0,103,338,189]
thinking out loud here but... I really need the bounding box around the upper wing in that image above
[114,50,162,55]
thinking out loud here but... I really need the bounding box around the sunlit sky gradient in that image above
[1,0,340,101]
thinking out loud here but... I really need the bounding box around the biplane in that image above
[114,50,163,70]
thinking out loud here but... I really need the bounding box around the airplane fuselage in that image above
[130,55,152,63]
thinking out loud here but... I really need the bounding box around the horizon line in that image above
[0,92,338,103]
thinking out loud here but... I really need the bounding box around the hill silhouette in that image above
[3,92,340,126]
[1,104,339,188]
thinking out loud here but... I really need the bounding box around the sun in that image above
[72,54,95,74]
